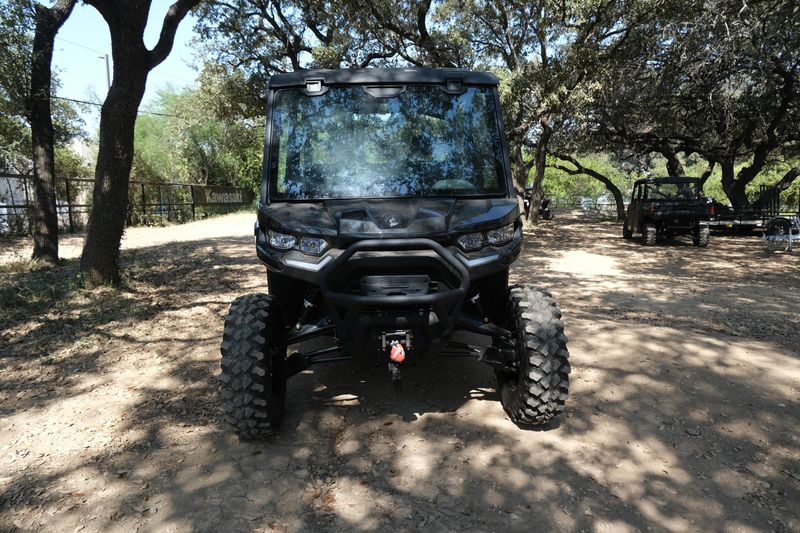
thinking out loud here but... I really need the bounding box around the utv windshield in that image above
[269,85,506,199]
[645,182,699,200]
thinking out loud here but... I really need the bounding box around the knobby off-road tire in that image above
[496,285,570,426]
[220,293,287,439]
[642,223,657,246]
[692,225,710,247]
[622,222,632,240]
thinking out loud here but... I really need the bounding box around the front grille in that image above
[360,275,433,296]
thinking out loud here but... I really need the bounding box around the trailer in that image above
[707,185,799,233]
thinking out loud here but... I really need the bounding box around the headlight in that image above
[486,223,515,245]
[268,230,296,250]
[299,236,328,255]
[457,232,484,251]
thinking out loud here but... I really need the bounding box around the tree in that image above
[587,0,800,209]
[131,75,265,193]
[29,0,76,262]
[197,0,645,224]
[194,0,426,97]
[1,0,84,259]
[80,0,200,286]
[0,0,31,174]
[381,0,648,223]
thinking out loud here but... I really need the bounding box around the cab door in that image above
[626,184,643,233]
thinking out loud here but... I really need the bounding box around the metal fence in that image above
[547,198,626,216]
[0,174,254,235]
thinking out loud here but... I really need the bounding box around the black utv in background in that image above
[219,68,570,439]
[623,177,713,246]
[523,188,553,220]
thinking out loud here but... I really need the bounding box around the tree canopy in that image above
[188,0,800,213]
[0,0,84,173]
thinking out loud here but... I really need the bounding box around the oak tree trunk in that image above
[661,145,685,176]
[28,0,76,263]
[591,173,625,221]
[526,116,553,225]
[699,161,715,187]
[80,0,199,286]
[509,143,533,216]
[720,158,751,209]
[80,40,149,285]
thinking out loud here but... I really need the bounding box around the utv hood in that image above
[260,198,519,240]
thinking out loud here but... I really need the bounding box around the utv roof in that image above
[633,176,703,186]
[268,68,499,89]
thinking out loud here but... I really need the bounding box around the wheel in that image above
[622,222,632,239]
[220,293,287,439]
[765,218,792,237]
[495,285,570,426]
[764,218,796,252]
[692,225,710,247]
[642,223,657,246]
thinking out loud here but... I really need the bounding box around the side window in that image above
[635,185,643,200]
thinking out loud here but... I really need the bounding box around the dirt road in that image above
[1,212,799,532]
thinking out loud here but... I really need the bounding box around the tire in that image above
[642,223,657,246]
[765,218,792,237]
[622,222,632,240]
[692,225,710,247]
[220,293,287,439]
[495,285,570,426]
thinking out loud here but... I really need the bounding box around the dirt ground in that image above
[1,212,799,533]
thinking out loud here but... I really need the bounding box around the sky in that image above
[52,1,200,134]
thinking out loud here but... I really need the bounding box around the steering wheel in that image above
[432,179,477,191]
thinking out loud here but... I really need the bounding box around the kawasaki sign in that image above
[192,185,254,206]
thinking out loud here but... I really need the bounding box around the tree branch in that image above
[358,50,397,68]
[83,0,117,25]
[549,152,626,220]
[659,142,685,176]
[699,161,716,186]
[149,0,202,69]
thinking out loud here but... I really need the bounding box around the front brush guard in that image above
[318,239,470,350]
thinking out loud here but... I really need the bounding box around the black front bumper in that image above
[256,227,522,361]
[319,238,469,350]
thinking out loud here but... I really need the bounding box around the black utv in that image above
[220,68,570,439]
[623,177,713,246]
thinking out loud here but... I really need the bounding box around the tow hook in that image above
[381,331,410,388]
[388,340,405,386]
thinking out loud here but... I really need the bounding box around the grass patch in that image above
[0,260,81,318]
[0,257,48,275]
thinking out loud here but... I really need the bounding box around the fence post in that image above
[22,175,31,232]
[64,178,75,233]
[190,185,196,221]
[140,182,146,223]
[157,183,163,222]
